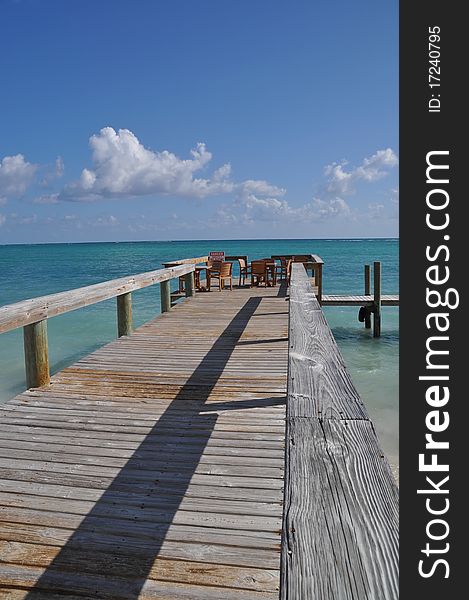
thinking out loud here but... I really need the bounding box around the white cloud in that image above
[0,197,7,206]
[213,147,397,227]
[55,127,288,204]
[0,154,37,198]
[92,214,119,227]
[40,157,65,187]
[357,148,398,180]
[214,189,351,227]
[33,193,60,204]
[0,213,5,227]
[60,127,239,201]
[324,163,354,195]
[240,180,286,197]
[55,156,65,178]
[368,203,386,220]
[325,148,398,195]
[308,196,351,219]
[7,213,38,225]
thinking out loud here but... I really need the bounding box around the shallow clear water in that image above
[0,239,398,469]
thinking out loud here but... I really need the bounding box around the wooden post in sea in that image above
[364,264,371,329]
[185,271,195,297]
[23,320,50,388]
[160,280,171,312]
[373,261,382,337]
[117,292,132,337]
[316,263,323,305]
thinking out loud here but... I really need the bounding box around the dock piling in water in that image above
[364,264,372,328]
[117,292,133,337]
[160,279,171,312]
[373,260,382,337]
[23,319,50,388]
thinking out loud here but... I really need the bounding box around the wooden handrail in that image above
[0,263,195,389]
[281,263,398,598]
[0,264,194,335]
[310,253,324,264]
[163,256,209,268]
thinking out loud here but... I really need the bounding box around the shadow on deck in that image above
[21,296,281,598]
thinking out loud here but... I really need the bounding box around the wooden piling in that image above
[373,261,382,337]
[117,292,132,337]
[316,262,323,305]
[184,271,195,297]
[23,320,50,388]
[160,279,171,313]
[310,255,324,304]
[364,264,371,329]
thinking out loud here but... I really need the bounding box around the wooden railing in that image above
[281,263,399,599]
[162,256,209,268]
[0,263,196,389]
[272,254,324,302]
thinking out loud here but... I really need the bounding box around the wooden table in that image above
[195,265,212,291]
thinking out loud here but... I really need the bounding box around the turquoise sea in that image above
[0,239,399,472]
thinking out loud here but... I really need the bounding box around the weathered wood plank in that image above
[163,255,209,268]
[0,489,283,519]
[322,294,399,306]
[281,263,399,600]
[0,541,280,592]
[288,268,366,419]
[281,419,398,600]
[0,564,278,599]
[0,284,287,597]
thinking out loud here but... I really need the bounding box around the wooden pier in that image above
[0,257,399,599]
[322,262,399,337]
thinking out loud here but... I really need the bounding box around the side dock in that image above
[0,258,398,599]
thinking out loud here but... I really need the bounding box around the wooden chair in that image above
[238,258,251,287]
[207,260,222,290]
[208,259,223,271]
[251,260,268,287]
[210,261,233,291]
[263,258,276,286]
[275,258,291,281]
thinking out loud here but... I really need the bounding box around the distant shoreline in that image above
[1,237,400,247]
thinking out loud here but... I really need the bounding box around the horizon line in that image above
[1,236,400,247]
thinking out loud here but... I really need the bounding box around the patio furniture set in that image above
[191,256,307,291]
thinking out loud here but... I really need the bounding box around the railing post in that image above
[23,319,50,388]
[316,263,323,305]
[364,264,371,329]
[373,261,381,337]
[185,271,195,297]
[160,279,171,312]
[117,292,132,337]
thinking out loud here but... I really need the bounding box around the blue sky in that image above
[0,0,398,243]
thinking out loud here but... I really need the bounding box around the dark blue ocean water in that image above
[0,239,399,469]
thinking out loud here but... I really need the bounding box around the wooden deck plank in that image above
[281,264,399,599]
[322,294,399,306]
[0,286,287,598]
